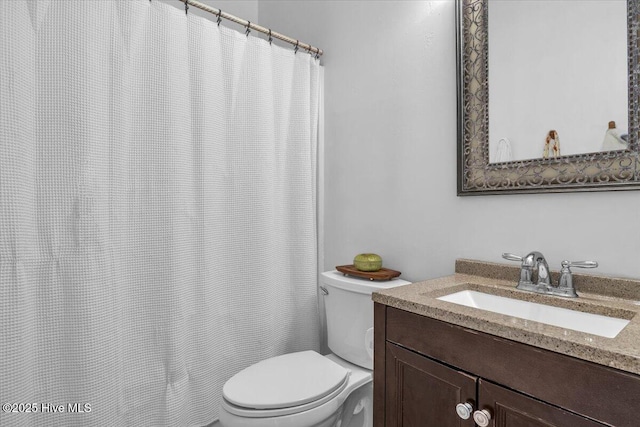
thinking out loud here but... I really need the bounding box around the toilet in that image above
[218,270,410,427]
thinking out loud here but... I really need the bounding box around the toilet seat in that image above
[222,351,351,418]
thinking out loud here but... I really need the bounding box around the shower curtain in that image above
[0,1,322,426]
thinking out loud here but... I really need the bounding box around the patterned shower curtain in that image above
[0,1,322,426]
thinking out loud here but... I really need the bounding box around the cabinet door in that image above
[385,343,476,427]
[478,379,606,427]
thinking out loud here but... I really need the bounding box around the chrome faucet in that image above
[502,252,598,298]
[502,251,550,289]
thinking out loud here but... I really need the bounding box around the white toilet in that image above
[218,270,410,427]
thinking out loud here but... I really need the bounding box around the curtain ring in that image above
[294,40,299,54]
[184,0,189,15]
[246,22,251,37]
[217,10,222,26]
[315,49,320,60]
[268,29,273,45]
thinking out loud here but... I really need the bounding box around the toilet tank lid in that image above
[321,270,411,295]
[222,350,349,410]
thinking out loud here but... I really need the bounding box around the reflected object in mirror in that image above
[602,121,629,151]
[543,130,560,159]
[493,137,513,162]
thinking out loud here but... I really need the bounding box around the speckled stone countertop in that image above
[372,259,640,375]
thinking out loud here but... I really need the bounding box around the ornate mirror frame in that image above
[456,0,640,195]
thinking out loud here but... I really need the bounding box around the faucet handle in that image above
[502,253,523,262]
[503,252,537,288]
[557,260,598,298]
[561,260,598,269]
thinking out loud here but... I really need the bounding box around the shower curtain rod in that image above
[178,0,324,57]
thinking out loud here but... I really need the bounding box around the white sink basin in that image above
[437,290,630,338]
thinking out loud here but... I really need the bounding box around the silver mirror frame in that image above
[456,0,640,195]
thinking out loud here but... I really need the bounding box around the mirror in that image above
[489,1,628,163]
[456,0,640,195]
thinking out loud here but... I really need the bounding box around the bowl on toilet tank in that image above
[320,271,410,370]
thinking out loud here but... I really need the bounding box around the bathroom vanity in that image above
[372,260,640,426]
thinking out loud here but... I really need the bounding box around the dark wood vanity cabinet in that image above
[385,342,476,426]
[374,304,640,427]
[384,342,603,427]
[477,379,603,427]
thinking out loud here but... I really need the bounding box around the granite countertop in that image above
[372,259,640,375]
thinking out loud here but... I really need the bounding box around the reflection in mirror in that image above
[488,0,628,163]
[456,0,640,195]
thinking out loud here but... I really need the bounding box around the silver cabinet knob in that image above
[455,402,473,420]
[473,409,492,426]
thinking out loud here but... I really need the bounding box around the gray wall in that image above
[259,0,640,282]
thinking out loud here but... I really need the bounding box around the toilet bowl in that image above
[219,352,371,427]
[218,271,410,427]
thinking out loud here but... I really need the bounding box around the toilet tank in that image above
[320,270,410,370]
